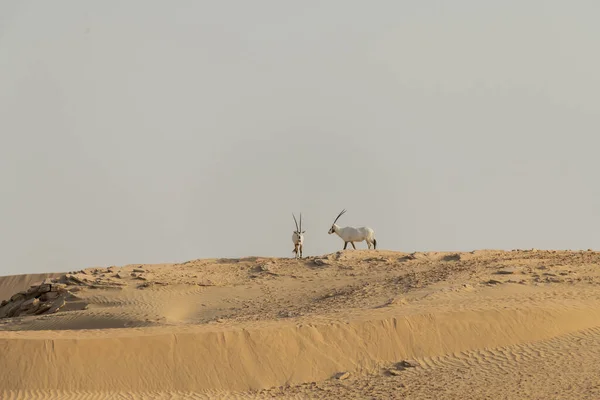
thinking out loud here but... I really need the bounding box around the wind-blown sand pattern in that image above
[3,249,600,399]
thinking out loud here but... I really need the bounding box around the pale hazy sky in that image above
[1,1,600,275]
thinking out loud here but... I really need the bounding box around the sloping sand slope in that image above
[2,250,600,399]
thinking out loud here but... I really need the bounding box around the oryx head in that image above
[293,213,305,235]
[328,209,346,234]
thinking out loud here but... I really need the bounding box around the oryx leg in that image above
[351,242,356,250]
[299,244,303,258]
[344,242,348,250]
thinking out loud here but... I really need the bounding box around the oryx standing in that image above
[327,209,377,250]
[292,213,305,259]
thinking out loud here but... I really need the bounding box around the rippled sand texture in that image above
[2,249,600,399]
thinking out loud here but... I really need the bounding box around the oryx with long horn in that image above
[292,213,305,259]
[327,209,377,250]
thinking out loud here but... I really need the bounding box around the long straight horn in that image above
[332,209,347,225]
[299,213,302,232]
[292,213,299,231]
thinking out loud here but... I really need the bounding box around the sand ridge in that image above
[2,249,600,398]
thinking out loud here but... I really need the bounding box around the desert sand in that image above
[2,249,600,399]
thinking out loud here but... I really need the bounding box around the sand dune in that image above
[2,249,600,398]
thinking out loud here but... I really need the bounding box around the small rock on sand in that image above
[485,279,502,285]
[495,268,516,275]
[395,360,419,370]
[334,372,350,380]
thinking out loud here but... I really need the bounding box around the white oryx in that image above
[327,209,377,250]
[292,213,305,259]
